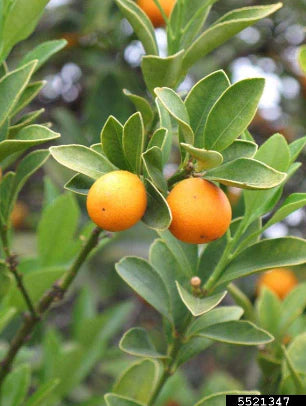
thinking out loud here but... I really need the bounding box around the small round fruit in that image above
[86,170,147,232]
[257,268,298,299]
[137,0,176,27]
[166,178,232,244]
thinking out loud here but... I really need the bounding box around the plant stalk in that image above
[0,226,102,385]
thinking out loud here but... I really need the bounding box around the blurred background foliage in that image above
[3,0,306,404]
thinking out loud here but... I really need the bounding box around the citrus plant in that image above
[0,0,306,404]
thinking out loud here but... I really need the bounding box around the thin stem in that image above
[0,226,102,385]
[1,227,37,319]
[227,283,255,322]
[153,0,169,25]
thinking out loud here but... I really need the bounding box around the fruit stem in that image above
[0,226,103,386]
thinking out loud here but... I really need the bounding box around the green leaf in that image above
[289,136,306,163]
[123,112,145,174]
[8,269,65,312]
[123,89,153,129]
[244,133,290,222]
[147,127,170,166]
[0,171,15,222]
[11,80,45,116]
[155,99,173,164]
[101,115,127,169]
[115,0,158,55]
[187,306,244,337]
[64,173,94,196]
[38,194,80,266]
[27,379,60,406]
[204,78,265,151]
[257,287,281,338]
[142,179,172,231]
[113,359,159,404]
[142,146,167,193]
[1,0,49,61]
[265,193,306,230]
[222,140,258,163]
[116,256,172,321]
[50,145,116,179]
[105,394,144,406]
[176,282,227,317]
[0,125,59,162]
[205,158,286,190]
[0,61,37,127]
[9,108,45,137]
[155,87,194,144]
[196,320,273,345]
[182,3,282,71]
[279,283,306,333]
[19,39,67,71]
[0,364,30,406]
[194,391,261,406]
[0,307,16,334]
[197,234,227,284]
[180,143,223,171]
[282,333,306,379]
[298,45,306,74]
[185,70,230,148]
[175,336,212,368]
[158,229,197,276]
[217,237,306,287]
[141,50,184,94]
[119,327,167,359]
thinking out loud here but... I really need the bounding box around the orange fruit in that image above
[11,201,29,229]
[257,268,298,299]
[166,178,232,244]
[86,170,147,231]
[137,0,176,27]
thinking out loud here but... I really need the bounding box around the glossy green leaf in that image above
[50,145,116,179]
[0,61,37,127]
[158,229,198,276]
[222,140,258,163]
[64,173,94,195]
[155,87,194,144]
[0,125,59,162]
[116,256,172,321]
[195,391,261,406]
[141,50,184,94]
[9,108,45,137]
[257,287,281,338]
[265,193,306,230]
[183,3,282,71]
[282,333,306,379]
[196,320,273,345]
[115,0,158,55]
[204,78,265,151]
[181,143,223,170]
[101,115,127,169]
[123,89,153,129]
[105,394,144,406]
[19,39,67,71]
[27,379,60,406]
[217,237,306,287]
[187,306,244,337]
[289,136,306,163]
[142,180,172,231]
[38,194,80,266]
[175,336,212,368]
[142,146,167,193]
[0,364,30,406]
[205,158,286,190]
[176,282,227,317]
[123,112,145,174]
[113,359,159,404]
[156,99,173,164]
[147,127,171,165]
[197,234,227,283]
[119,327,167,359]
[279,283,306,333]
[244,133,290,222]
[185,70,230,147]
[10,80,45,116]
